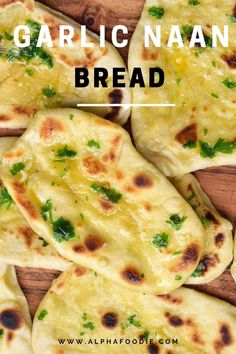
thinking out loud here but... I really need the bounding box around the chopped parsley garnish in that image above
[200,139,236,158]
[0,187,13,209]
[41,199,53,223]
[37,309,48,321]
[143,330,150,340]
[87,139,100,149]
[212,60,216,68]
[187,192,196,201]
[68,114,74,120]
[121,315,141,329]
[152,233,169,248]
[90,183,122,203]
[10,162,25,176]
[56,145,77,158]
[188,0,200,5]
[201,216,213,227]
[82,313,88,321]
[80,332,85,336]
[175,275,182,281]
[148,6,165,19]
[211,92,219,99]
[0,328,4,337]
[38,237,49,247]
[4,32,13,41]
[181,25,194,41]
[199,141,215,158]
[223,78,236,89]
[166,214,187,230]
[183,140,196,149]
[25,68,34,76]
[60,168,68,178]
[173,250,182,255]
[204,128,208,136]
[42,86,56,97]
[192,263,203,277]
[52,217,75,242]
[80,213,85,220]
[82,313,95,330]
[176,78,182,85]
[226,14,236,23]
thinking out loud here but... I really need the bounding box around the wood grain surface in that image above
[7,0,236,317]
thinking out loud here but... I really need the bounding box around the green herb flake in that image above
[38,236,49,247]
[204,128,208,136]
[128,315,141,328]
[56,145,77,158]
[10,162,25,176]
[211,92,219,99]
[175,275,182,281]
[25,68,34,76]
[187,192,196,201]
[80,213,85,220]
[41,199,53,223]
[173,250,182,256]
[52,217,75,242]
[166,214,187,231]
[183,140,197,149]
[176,78,182,85]
[0,187,13,209]
[60,168,68,178]
[181,25,194,41]
[87,139,100,149]
[212,60,216,68]
[79,332,85,336]
[226,14,236,23]
[148,6,165,20]
[90,183,122,204]
[223,78,236,89]
[121,322,129,330]
[42,86,56,97]
[152,232,169,248]
[201,216,213,227]
[82,313,88,321]
[199,141,215,158]
[192,263,203,278]
[188,0,200,5]
[37,309,48,321]
[143,330,150,340]
[214,138,236,154]
[0,328,4,337]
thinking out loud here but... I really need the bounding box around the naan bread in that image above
[172,174,233,284]
[0,263,33,353]
[231,232,236,282]
[0,0,130,125]
[0,108,205,294]
[0,137,71,270]
[32,265,236,354]
[129,0,236,176]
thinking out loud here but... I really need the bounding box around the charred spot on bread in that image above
[158,294,182,305]
[12,182,38,219]
[165,313,183,327]
[18,226,34,247]
[175,124,197,144]
[73,244,86,253]
[147,343,159,354]
[214,233,225,248]
[105,89,123,121]
[221,53,236,69]
[101,312,118,329]
[83,157,106,175]
[84,235,105,252]
[121,267,143,285]
[40,118,64,140]
[133,173,153,188]
[74,266,86,277]
[214,323,233,353]
[205,211,219,225]
[182,243,199,265]
[0,309,24,330]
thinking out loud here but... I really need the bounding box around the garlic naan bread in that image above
[172,174,233,284]
[231,232,236,282]
[0,0,130,125]
[32,265,236,354]
[129,0,236,176]
[0,137,71,270]
[0,263,33,353]
[0,108,205,294]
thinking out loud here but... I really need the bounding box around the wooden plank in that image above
[6,0,235,316]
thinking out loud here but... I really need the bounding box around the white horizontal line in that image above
[77,103,175,107]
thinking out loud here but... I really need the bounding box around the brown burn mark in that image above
[198,253,220,276]
[157,294,182,305]
[6,331,14,345]
[73,244,86,253]
[4,150,24,159]
[192,333,204,345]
[0,309,24,330]
[0,0,22,8]
[82,157,106,175]
[44,16,61,41]
[144,203,152,212]
[0,114,10,121]
[175,124,197,145]
[112,135,122,148]
[214,324,233,353]
[40,118,64,140]
[100,198,114,212]
[173,244,199,272]
[74,266,86,277]
[205,211,219,225]
[121,266,143,285]
[147,343,159,354]
[233,3,236,17]
[215,233,225,248]
[18,226,34,247]
[101,312,118,329]
[59,47,107,68]
[105,89,123,121]
[84,234,105,252]
[133,173,153,189]
[13,106,36,117]
[165,313,183,327]
[116,171,124,180]
[12,182,38,219]
[221,53,236,69]
[142,46,158,61]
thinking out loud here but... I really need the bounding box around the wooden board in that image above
[8,0,236,317]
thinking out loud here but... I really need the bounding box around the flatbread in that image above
[0,262,33,353]
[32,265,236,354]
[129,0,236,176]
[0,108,205,294]
[231,232,236,282]
[172,174,233,284]
[0,137,71,270]
[0,0,130,125]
